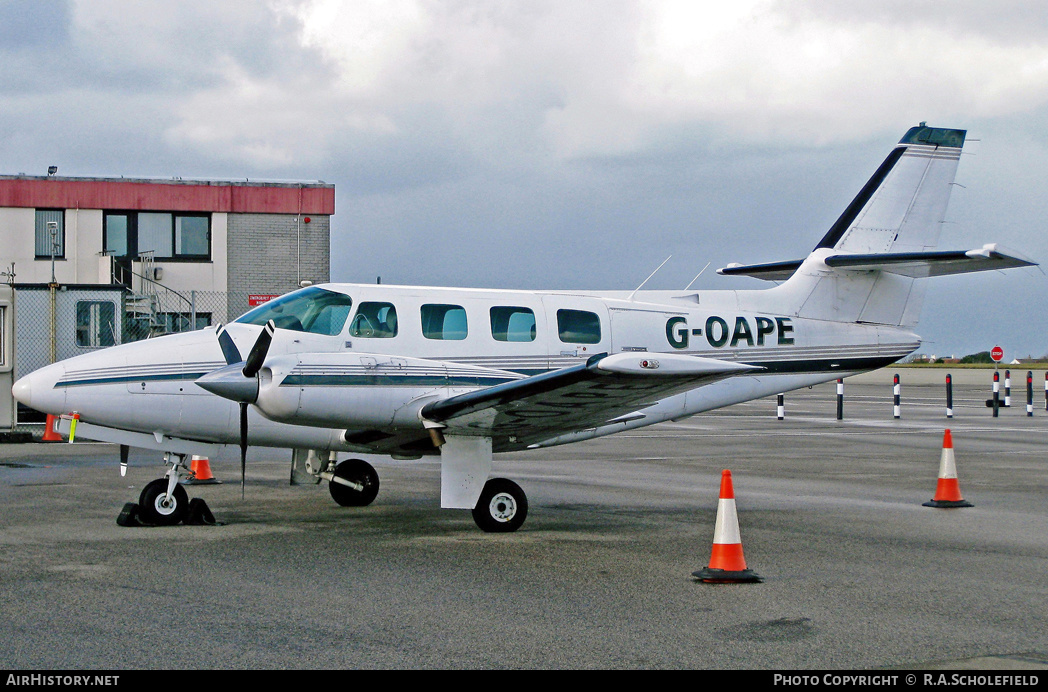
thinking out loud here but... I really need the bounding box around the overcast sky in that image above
[3,0,1047,358]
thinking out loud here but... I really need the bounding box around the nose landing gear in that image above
[120,453,215,527]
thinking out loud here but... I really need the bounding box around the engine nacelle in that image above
[254,352,521,430]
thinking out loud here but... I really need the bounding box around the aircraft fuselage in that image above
[15,282,918,457]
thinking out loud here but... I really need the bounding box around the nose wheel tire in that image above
[472,478,528,533]
[329,458,380,507]
[138,479,190,526]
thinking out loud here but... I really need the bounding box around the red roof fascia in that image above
[0,178,334,215]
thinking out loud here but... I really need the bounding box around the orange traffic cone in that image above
[693,469,763,583]
[183,455,221,485]
[923,429,972,508]
[42,414,62,442]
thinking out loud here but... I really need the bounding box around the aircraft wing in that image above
[421,352,758,450]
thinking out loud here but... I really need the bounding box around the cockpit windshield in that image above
[234,286,353,336]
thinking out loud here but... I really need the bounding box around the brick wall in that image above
[226,213,330,320]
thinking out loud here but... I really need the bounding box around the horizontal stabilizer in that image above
[717,260,804,281]
[719,244,1036,281]
[823,244,1037,278]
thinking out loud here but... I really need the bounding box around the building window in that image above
[34,210,64,259]
[176,215,210,256]
[103,211,211,261]
[76,301,117,348]
[490,306,536,342]
[557,309,601,344]
[103,213,130,256]
[421,304,467,340]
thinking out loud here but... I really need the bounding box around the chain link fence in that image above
[12,287,258,429]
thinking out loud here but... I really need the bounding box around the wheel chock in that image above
[183,497,217,526]
[116,502,144,527]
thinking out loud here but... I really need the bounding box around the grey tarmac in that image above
[1,369,1046,670]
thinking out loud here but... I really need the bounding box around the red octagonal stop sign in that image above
[991,345,1004,362]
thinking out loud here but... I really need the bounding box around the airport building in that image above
[0,173,335,430]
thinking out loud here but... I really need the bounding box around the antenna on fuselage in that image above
[684,262,711,291]
[628,255,672,301]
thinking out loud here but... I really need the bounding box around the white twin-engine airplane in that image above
[12,124,1036,531]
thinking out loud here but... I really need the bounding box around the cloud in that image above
[10,1,1048,175]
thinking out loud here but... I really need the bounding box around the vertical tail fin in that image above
[814,124,966,255]
[787,124,966,326]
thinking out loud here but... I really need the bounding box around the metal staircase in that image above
[106,252,174,338]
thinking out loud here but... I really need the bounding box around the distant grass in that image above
[898,362,1046,369]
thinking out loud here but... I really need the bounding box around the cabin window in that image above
[235,286,353,336]
[349,302,398,338]
[76,301,117,348]
[557,309,601,344]
[490,306,536,342]
[421,304,467,340]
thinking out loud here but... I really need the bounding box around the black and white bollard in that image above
[1027,371,1034,417]
[946,374,953,419]
[993,370,1000,418]
[1005,369,1012,408]
[836,379,844,420]
[893,374,901,419]
[777,393,785,420]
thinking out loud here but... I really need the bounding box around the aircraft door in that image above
[610,307,689,355]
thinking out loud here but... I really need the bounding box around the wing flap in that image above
[420,352,757,449]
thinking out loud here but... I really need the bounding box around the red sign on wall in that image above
[248,294,281,306]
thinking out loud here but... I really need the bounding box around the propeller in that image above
[239,400,248,500]
[238,320,275,498]
[198,321,277,499]
[243,321,275,378]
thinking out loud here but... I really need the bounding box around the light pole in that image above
[48,221,59,363]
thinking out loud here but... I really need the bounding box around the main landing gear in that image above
[472,478,528,533]
[319,458,529,532]
[325,458,380,507]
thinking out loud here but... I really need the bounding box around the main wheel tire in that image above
[472,478,528,533]
[329,458,380,507]
[137,479,190,526]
